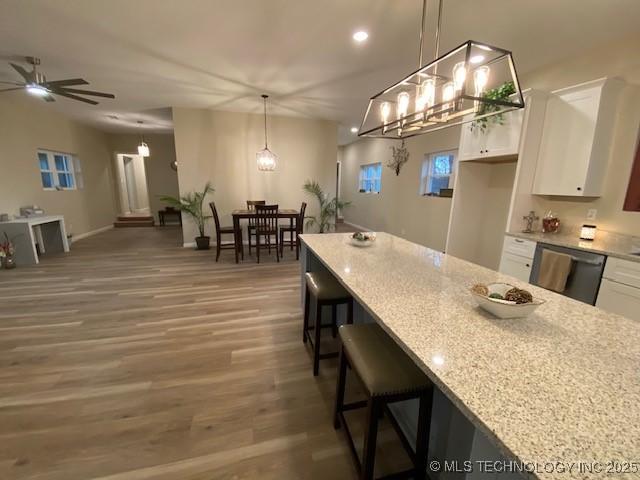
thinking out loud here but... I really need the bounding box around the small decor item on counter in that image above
[350,231,376,247]
[521,210,539,233]
[542,211,560,233]
[0,213,9,222]
[580,224,597,241]
[19,206,45,218]
[387,139,409,176]
[469,282,544,319]
[0,232,16,269]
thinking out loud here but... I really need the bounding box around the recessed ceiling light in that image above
[470,55,485,64]
[350,127,358,133]
[353,31,368,42]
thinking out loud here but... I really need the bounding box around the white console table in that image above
[0,215,69,266]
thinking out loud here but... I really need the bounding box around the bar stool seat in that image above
[334,323,433,480]
[303,271,353,376]
[339,324,431,397]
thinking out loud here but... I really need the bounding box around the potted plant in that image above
[0,232,16,269]
[161,182,214,250]
[303,180,350,233]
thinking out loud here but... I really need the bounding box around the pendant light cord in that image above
[417,0,443,68]
[262,94,268,149]
[434,0,443,59]
[418,0,427,68]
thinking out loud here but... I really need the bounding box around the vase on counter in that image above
[542,211,560,233]
[2,255,16,269]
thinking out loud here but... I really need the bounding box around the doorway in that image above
[116,153,150,215]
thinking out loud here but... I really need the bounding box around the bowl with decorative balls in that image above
[469,283,545,319]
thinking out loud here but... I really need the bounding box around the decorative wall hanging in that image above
[388,140,410,175]
[357,0,524,139]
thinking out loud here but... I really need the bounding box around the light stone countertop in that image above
[300,232,640,480]
[506,230,640,263]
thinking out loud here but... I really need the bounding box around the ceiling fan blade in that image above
[9,62,32,82]
[53,91,99,105]
[0,80,22,86]
[0,87,24,93]
[43,94,56,102]
[43,78,89,87]
[54,87,115,98]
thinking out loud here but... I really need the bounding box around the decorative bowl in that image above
[470,283,545,319]
[349,232,376,247]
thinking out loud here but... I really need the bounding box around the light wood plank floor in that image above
[0,227,407,479]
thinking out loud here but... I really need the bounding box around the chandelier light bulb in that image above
[453,62,467,91]
[380,101,391,123]
[473,66,490,96]
[442,81,455,120]
[396,91,410,119]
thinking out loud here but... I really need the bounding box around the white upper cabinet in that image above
[458,107,524,161]
[532,78,623,197]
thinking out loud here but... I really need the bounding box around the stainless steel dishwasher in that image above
[530,242,606,305]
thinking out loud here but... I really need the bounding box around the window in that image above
[420,150,456,196]
[37,150,80,190]
[359,162,382,194]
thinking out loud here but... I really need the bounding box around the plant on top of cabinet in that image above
[471,82,516,133]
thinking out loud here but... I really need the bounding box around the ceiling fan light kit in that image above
[358,0,524,139]
[257,94,277,172]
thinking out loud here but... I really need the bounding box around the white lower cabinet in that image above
[499,252,533,283]
[596,278,640,321]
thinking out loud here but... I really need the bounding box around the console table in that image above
[0,215,69,266]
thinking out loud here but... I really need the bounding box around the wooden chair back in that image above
[298,202,307,234]
[255,204,279,233]
[209,202,221,236]
[247,200,266,227]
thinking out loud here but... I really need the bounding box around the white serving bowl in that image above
[470,283,545,319]
[349,233,376,248]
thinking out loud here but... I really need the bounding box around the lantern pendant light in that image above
[137,121,150,157]
[358,0,524,139]
[257,94,277,171]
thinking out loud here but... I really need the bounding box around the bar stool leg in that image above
[347,298,354,325]
[333,345,347,429]
[331,304,338,338]
[361,398,381,480]
[303,286,310,343]
[313,299,323,376]
[414,390,433,480]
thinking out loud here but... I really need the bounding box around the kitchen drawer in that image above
[596,278,640,321]
[499,252,533,283]
[602,257,640,289]
[502,236,536,259]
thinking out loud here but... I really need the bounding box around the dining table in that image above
[231,209,300,263]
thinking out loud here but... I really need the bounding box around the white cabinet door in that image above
[458,122,487,161]
[498,252,532,283]
[596,278,640,321]
[602,257,640,289]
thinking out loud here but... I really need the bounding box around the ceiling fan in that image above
[0,56,115,105]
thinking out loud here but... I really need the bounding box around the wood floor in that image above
[0,227,405,480]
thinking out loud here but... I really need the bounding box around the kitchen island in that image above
[300,232,640,479]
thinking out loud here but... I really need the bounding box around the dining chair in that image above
[280,202,306,260]
[255,204,279,263]
[246,200,266,255]
[209,202,242,262]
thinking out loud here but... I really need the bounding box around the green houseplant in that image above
[303,180,350,233]
[471,81,516,133]
[161,182,214,250]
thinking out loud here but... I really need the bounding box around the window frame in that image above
[420,150,457,196]
[358,162,382,194]
[37,150,79,191]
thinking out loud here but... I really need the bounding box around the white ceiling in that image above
[1,0,639,144]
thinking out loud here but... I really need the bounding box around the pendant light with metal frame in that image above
[137,120,150,157]
[256,94,277,171]
[358,0,524,139]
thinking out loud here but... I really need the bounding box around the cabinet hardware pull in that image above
[514,239,524,243]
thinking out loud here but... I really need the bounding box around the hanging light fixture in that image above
[256,94,277,171]
[137,121,150,157]
[358,0,524,139]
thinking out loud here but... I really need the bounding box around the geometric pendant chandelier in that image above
[257,94,277,171]
[358,0,525,139]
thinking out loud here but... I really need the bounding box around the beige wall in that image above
[173,108,337,243]
[107,134,179,222]
[339,127,460,252]
[0,94,117,238]
[518,32,640,236]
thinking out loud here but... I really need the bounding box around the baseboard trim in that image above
[71,225,114,243]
